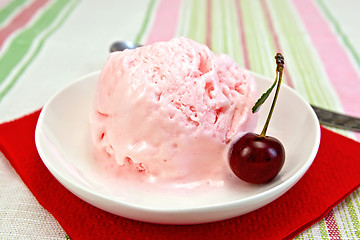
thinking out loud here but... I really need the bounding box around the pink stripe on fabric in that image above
[292,0,360,118]
[324,211,342,240]
[234,0,250,69]
[0,0,50,49]
[0,0,12,8]
[261,0,294,87]
[145,0,182,45]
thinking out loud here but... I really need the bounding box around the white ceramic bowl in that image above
[35,71,320,224]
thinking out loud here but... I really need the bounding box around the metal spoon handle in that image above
[311,105,360,132]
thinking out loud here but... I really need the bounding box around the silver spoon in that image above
[110,41,142,52]
[109,41,360,132]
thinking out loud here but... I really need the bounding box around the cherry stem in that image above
[260,53,284,138]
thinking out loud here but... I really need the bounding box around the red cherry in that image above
[228,53,286,184]
[229,132,285,184]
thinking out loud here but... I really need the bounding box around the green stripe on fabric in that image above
[353,189,360,237]
[263,0,353,138]
[354,189,360,222]
[318,219,330,239]
[240,0,275,76]
[226,0,242,65]
[337,201,355,239]
[186,0,197,40]
[345,196,360,238]
[0,0,80,100]
[266,0,318,101]
[267,0,323,103]
[177,0,191,37]
[134,0,157,44]
[220,1,228,55]
[316,0,360,69]
[196,0,207,44]
[0,0,71,84]
[0,0,28,25]
[185,0,206,44]
[210,0,244,66]
[210,0,223,54]
[308,228,315,239]
[178,0,210,45]
[265,0,353,137]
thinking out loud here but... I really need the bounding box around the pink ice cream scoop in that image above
[90,37,257,187]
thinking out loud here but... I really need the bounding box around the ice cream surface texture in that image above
[90,37,257,188]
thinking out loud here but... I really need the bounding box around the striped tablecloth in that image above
[1,0,359,239]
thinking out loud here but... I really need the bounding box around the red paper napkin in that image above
[1,110,360,240]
